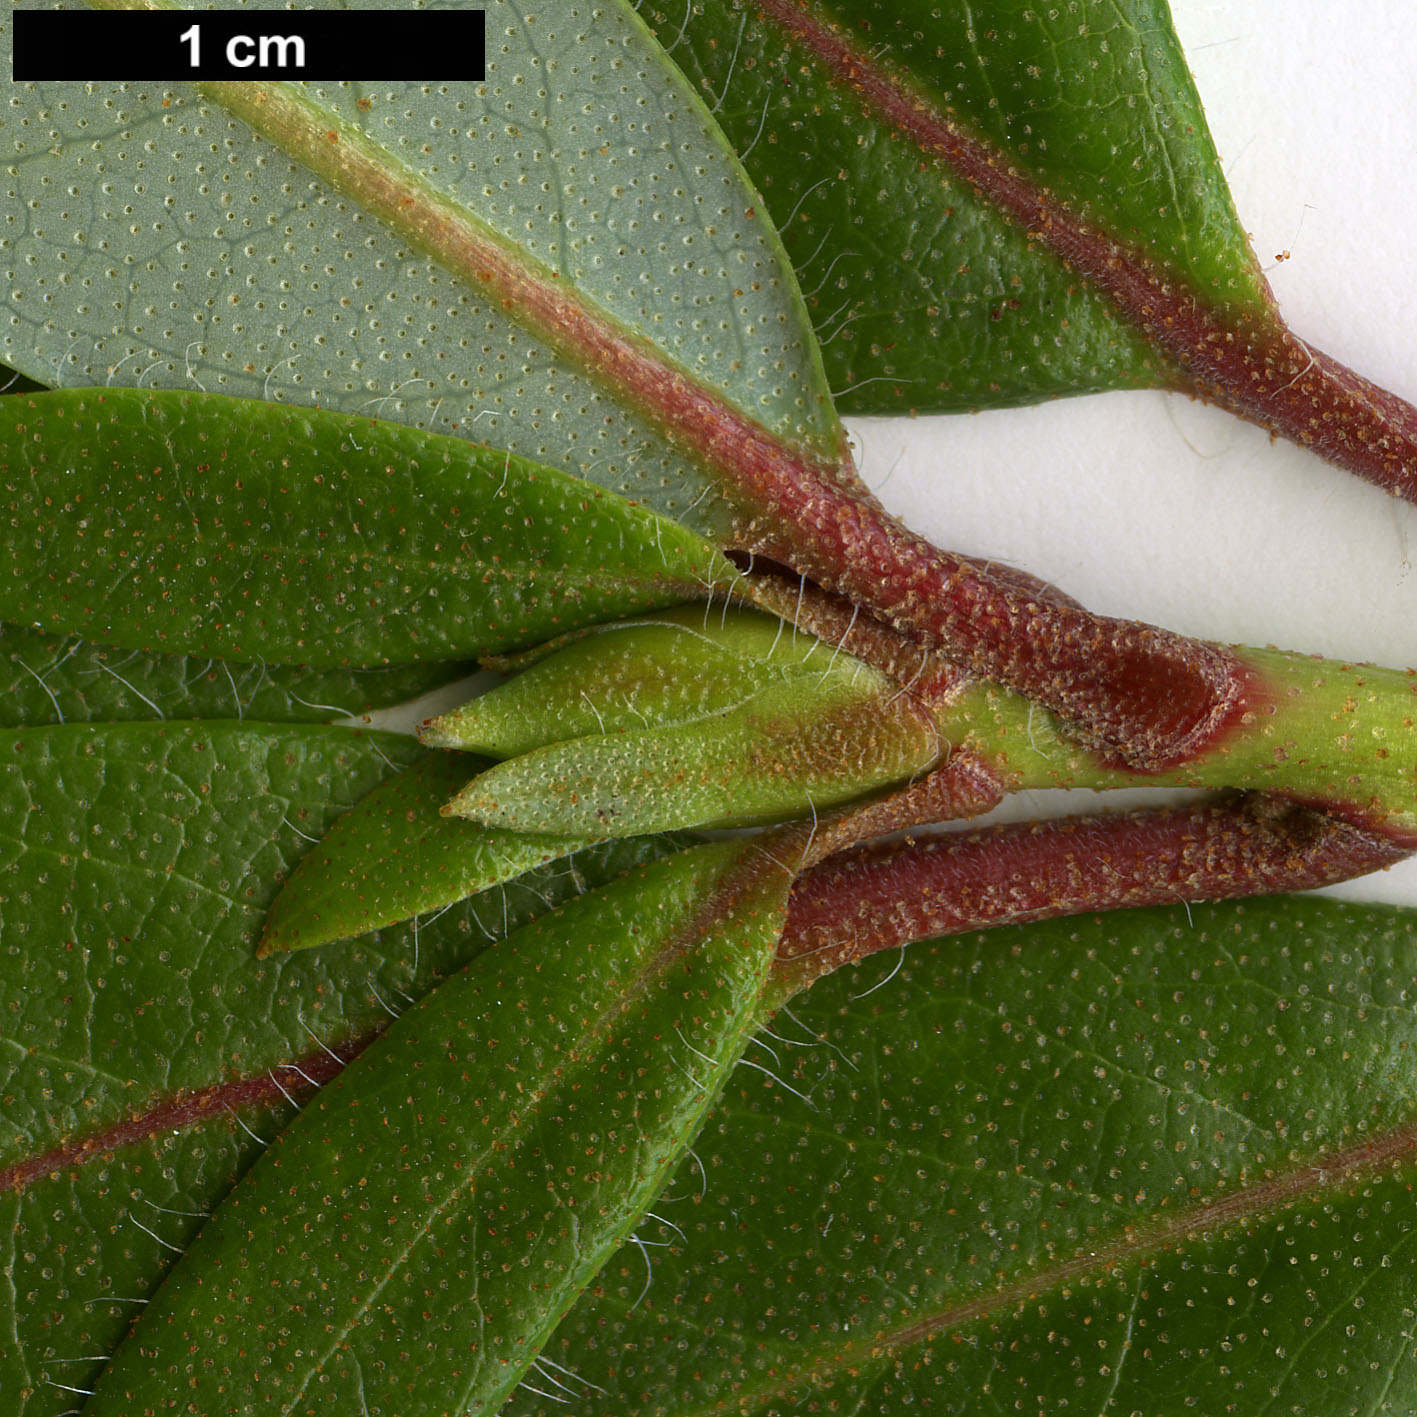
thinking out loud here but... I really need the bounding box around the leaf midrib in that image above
[664,1107,1417,1415]
[749,0,1256,370]
[246,881,742,1413]
[0,1035,364,1196]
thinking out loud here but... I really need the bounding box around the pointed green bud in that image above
[423,607,941,837]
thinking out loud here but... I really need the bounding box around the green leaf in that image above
[0,388,732,665]
[423,607,810,757]
[424,604,873,756]
[259,751,595,955]
[446,675,935,835]
[87,840,792,1417]
[437,608,940,836]
[0,620,474,726]
[0,10,1413,1417]
[0,722,408,1150]
[651,0,1264,414]
[0,718,676,1417]
[502,894,1417,1413]
[0,0,845,532]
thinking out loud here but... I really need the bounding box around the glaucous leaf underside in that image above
[0,0,845,532]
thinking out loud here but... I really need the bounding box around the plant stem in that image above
[775,796,1407,988]
[755,0,1417,503]
[940,648,1417,842]
[734,474,1253,771]
[81,4,1414,786]
[737,579,1417,844]
[124,49,1251,772]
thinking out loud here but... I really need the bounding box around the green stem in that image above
[943,648,1417,842]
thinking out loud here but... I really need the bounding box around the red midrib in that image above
[755,0,1417,503]
[8,937,1417,1401]
[0,1031,376,1196]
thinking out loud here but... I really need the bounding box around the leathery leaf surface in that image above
[504,895,1417,1415]
[650,0,1266,414]
[0,0,845,533]
[0,719,677,1417]
[0,619,475,726]
[259,751,599,955]
[0,389,732,667]
[87,840,792,1417]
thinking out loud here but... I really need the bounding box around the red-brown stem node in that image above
[740,488,1256,771]
[198,79,1254,772]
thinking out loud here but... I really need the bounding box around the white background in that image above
[849,0,1417,907]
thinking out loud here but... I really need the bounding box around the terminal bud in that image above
[422,606,941,837]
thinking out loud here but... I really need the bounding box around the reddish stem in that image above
[757,0,1417,504]
[739,480,1255,771]
[778,797,1408,983]
[770,751,1007,875]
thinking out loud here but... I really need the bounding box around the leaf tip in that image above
[417,715,457,749]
